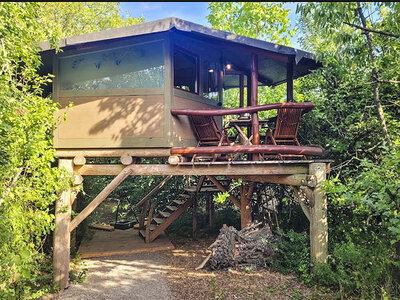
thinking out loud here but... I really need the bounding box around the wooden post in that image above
[239,73,244,108]
[209,196,215,229]
[240,184,252,228]
[53,159,74,290]
[287,60,294,102]
[246,72,252,140]
[192,197,197,240]
[309,163,328,264]
[251,54,260,161]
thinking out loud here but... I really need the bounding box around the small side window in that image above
[174,48,198,94]
[202,61,219,101]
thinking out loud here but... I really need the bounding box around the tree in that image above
[0,3,144,298]
[297,2,400,148]
[38,2,144,42]
[296,3,400,296]
[206,2,296,120]
[207,2,295,45]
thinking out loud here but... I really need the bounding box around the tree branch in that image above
[344,22,400,38]
[0,167,23,207]
[378,79,400,84]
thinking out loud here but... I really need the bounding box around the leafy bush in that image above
[312,240,398,298]
[271,230,311,283]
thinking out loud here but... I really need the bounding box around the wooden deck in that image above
[78,228,174,259]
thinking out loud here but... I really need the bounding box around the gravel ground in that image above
[56,252,172,300]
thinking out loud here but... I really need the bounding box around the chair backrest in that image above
[274,108,303,140]
[189,115,221,142]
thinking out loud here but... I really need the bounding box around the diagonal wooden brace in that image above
[69,167,132,232]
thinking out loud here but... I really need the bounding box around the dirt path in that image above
[57,252,172,300]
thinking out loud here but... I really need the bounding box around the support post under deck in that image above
[309,163,328,263]
[53,159,74,290]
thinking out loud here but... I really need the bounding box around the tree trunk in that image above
[357,3,392,147]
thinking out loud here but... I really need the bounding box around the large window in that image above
[174,48,198,94]
[59,41,165,91]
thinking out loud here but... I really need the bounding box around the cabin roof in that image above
[39,17,321,86]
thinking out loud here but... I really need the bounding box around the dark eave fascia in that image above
[38,17,317,66]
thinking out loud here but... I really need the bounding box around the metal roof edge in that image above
[38,16,318,63]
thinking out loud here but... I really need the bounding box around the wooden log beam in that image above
[53,159,74,290]
[74,163,309,176]
[55,148,170,158]
[229,174,314,187]
[135,175,173,207]
[171,102,314,116]
[69,167,131,232]
[309,163,328,264]
[206,176,240,208]
[120,154,133,165]
[139,199,149,229]
[196,175,206,193]
[292,186,310,222]
[171,145,324,156]
[73,155,86,166]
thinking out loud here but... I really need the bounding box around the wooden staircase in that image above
[139,176,233,243]
[139,187,196,243]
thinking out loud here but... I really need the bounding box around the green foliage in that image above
[0,2,145,298]
[0,3,66,298]
[271,230,311,284]
[312,240,398,298]
[207,2,295,45]
[38,2,144,42]
[295,2,400,297]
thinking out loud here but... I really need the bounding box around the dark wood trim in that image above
[287,59,294,102]
[171,102,315,116]
[251,54,260,153]
[170,145,324,156]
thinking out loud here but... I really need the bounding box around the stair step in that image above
[139,230,146,238]
[153,217,164,224]
[166,205,178,211]
[200,187,223,192]
[184,187,196,193]
[179,193,191,198]
[173,199,186,205]
[149,224,157,231]
[159,211,171,218]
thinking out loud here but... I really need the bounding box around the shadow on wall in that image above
[57,94,165,147]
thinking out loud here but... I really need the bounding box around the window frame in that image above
[56,38,166,97]
[173,46,200,95]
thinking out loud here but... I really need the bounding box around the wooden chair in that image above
[189,115,233,162]
[263,108,306,160]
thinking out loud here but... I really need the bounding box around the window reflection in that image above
[59,41,165,90]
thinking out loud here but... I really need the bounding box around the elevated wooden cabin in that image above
[39,17,321,155]
[40,18,329,291]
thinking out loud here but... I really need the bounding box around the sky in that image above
[119,2,302,49]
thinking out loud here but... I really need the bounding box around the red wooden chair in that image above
[189,115,233,161]
[263,108,306,160]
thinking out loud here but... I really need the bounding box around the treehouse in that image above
[39,17,329,290]
[39,17,322,156]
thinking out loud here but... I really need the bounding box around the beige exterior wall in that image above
[54,95,165,148]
